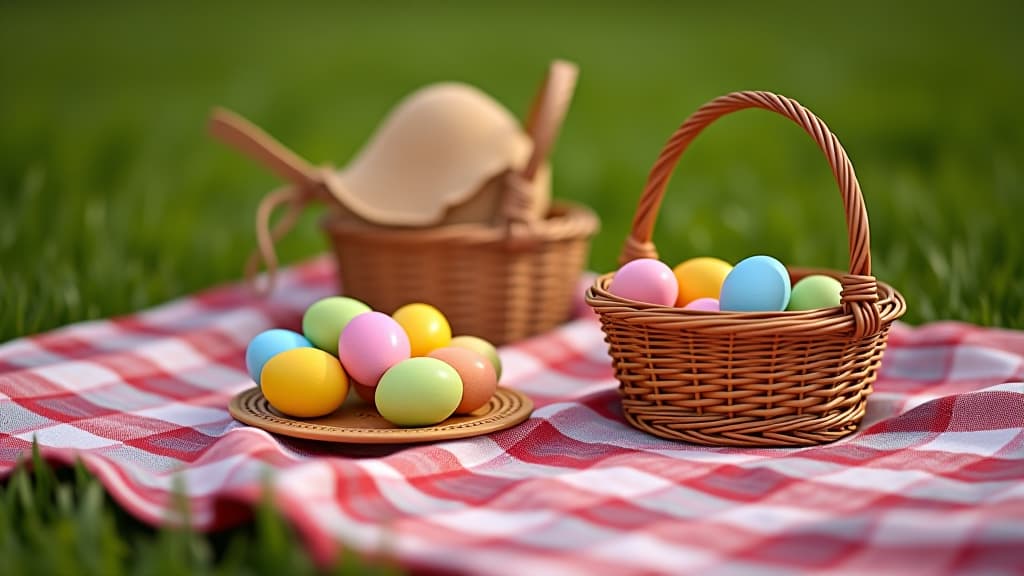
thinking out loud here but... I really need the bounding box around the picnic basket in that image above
[210,61,599,346]
[586,91,907,447]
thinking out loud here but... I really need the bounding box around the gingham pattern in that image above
[1,257,1022,575]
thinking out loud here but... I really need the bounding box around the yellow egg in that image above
[260,348,349,418]
[672,257,733,307]
[392,303,452,357]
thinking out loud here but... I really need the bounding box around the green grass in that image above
[2,444,395,575]
[2,1,1022,336]
[1,0,1022,573]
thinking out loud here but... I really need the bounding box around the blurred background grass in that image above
[1,1,1022,339]
[0,1,1022,573]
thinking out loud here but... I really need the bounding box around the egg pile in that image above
[608,255,843,312]
[244,298,502,427]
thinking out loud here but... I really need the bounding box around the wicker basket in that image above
[323,199,596,345]
[210,62,599,346]
[586,91,907,447]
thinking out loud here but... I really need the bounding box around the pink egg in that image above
[338,312,411,387]
[574,273,599,321]
[684,297,720,311]
[608,258,678,306]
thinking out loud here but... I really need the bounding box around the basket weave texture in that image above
[324,198,597,346]
[586,91,906,447]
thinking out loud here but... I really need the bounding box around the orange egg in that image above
[428,346,497,414]
[449,335,502,380]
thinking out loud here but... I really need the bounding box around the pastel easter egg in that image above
[260,347,348,418]
[375,357,463,427]
[719,255,792,312]
[684,297,720,312]
[338,312,411,386]
[392,303,452,357]
[351,381,377,404]
[788,274,843,311]
[672,257,732,307]
[429,346,497,414]
[573,274,599,321]
[608,258,678,306]
[302,296,371,355]
[245,329,313,386]
[449,335,502,381]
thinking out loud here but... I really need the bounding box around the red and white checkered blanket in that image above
[2,257,1022,575]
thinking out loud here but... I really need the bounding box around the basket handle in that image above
[622,91,880,338]
[208,107,336,294]
[208,108,319,189]
[500,60,578,229]
[522,59,578,182]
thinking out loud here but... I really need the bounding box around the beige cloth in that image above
[335,82,550,227]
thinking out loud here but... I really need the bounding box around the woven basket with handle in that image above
[210,61,598,346]
[586,91,906,447]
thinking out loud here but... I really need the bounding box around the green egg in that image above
[375,357,463,427]
[787,275,843,311]
[302,297,371,355]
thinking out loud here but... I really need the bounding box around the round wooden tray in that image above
[228,386,534,444]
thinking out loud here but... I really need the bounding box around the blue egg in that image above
[719,255,792,312]
[245,329,313,386]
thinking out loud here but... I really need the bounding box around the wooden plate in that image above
[228,386,534,444]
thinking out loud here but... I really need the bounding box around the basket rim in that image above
[586,266,906,338]
[321,199,599,247]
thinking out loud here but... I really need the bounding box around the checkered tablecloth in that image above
[1,256,1022,575]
